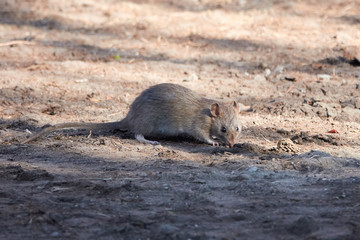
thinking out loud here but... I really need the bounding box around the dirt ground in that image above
[1,0,360,239]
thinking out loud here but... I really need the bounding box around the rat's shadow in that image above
[5,119,274,158]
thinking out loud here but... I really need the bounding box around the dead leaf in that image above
[328,129,339,134]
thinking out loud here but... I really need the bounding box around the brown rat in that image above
[21,83,241,147]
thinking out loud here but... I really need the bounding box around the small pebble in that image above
[265,68,271,77]
[51,232,60,237]
[317,74,331,81]
[253,74,266,82]
[188,73,199,81]
[75,78,89,83]
[248,166,258,172]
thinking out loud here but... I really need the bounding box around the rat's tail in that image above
[21,119,129,144]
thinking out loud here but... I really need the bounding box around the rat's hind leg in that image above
[135,134,160,145]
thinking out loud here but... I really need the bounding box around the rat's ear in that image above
[232,101,239,112]
[210,103,222,117]
[233,101,238,109]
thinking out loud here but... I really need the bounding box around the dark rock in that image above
[287,216,319,236]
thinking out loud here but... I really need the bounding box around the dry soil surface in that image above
[1,0,360,239]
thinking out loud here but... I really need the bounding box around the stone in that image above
[313,102,341,118]
[248,166,258,172]
[355,98,360,109]
[342,107,360,121]
[264,68,271,77]
[253,74,266,82]
[317,74,331,81]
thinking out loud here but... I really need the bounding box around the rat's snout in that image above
[228,140,236,148]
[228,134,236,148]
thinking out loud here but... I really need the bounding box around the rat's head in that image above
[209,101,241,147]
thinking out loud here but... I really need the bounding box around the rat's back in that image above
[125,83,206,137]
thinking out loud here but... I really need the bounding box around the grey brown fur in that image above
[22,83,241,147]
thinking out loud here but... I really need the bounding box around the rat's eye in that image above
[236,127,239,132]
[221,126,226,133]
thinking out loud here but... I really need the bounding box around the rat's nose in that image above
[228,135,236,147]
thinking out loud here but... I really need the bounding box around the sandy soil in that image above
[1,0,360,239]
